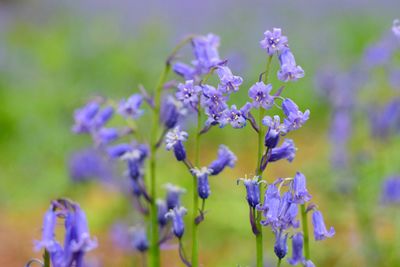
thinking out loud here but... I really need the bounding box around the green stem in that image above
[276,258,282,267]
[301,204,310,260]
[191,107,202,267]
[43,250,50,267]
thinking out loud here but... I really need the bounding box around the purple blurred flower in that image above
[269,139,296,163]
[164,183,186,210]
[263,115,287,148]
[208,145,237,175]
[173,62,196,80]
[165,127,188,161]
[216,66,243,94]
[304,260,316,267]
[165,207,187,239]
[93,127,119,145]
[259,183,281,227]
[117,94,143,119]
[204,103,227,127]
[191,167,212,199]
[274,230,288,260]
[222,103,251,129]
[157,200,169,227]
[202,84,228,109]
[176,80,201,109]
[277,49,304,82]
[292,172,312,204]
[260,28,288,56]
[248,82,274,109]
[393,19,400,38]
[381,176,400,204]
[282,98,310,131]
[192,33,221,73]
[131,228,149,252]
[238,177,261,208]
[287,233,305,265]
[160,96,184,129]
[35,205,57,252]
[73,103,114,134]
[312,210,335,241]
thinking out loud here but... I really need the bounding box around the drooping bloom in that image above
[260,28,288,55]
[204,103,227,127]
[156,200,168,227]
[192,34,221,73]
[312,210,335,241]
[248,82,274,109]
[176,80,202,109]
[165,127,188,161]
[160,96,184,129]
[165,207,187,238]
[173,62,196,80]
[292,172,312,204]
[277,192,299,230]
[93,127,119,145]
[164,183,186,210]
[282,98,310,131]
[277,49,305,82]
[222,103,252,129]
[35,205,57,252]
[191,167,212,199]
[117,94,143,119]
[107,143,133,158]
[381,177,400,204]
[263,115,287,149]
[238,177,261,208]
[274,230,288,260]
[202,84,228,109]
[259,183,281,227]
[216,66,243,94]
[287,233,305,265]
[393,19,400,38]
[208,145,237,175]
[269,139,297,162]
[72,103,114,134]
[131,227,149,252]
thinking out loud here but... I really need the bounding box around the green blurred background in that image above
[1,0,400,266]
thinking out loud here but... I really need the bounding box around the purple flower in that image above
[165,127,188,161]
[259,183,281,227]
[282,98,310,131]
[35,205,57,252]
[304,260,316,267]
[93,127,119,145]
[176,80,202,109]
[312,210,335,241]
[288,233,305,265]
[292,172,312,204]
[204,103,227,127]
[238,177,261,208]
[274,230,288,260]
[277,49,304,82]
[164,183,186,210]
[381,177,400,204]
[131,227,149,252]
[269,139,296,162]
[393,19,400,38]
[277,192,299,230]
[260,28,288,56]
[263,115,287,148]
[208,145,237,175]
[165,207,187,238]
[216,66,243,94]
[117,94,143,119]
[248,82,274,109]
[202,84,228,109]
[69,204,98,253]
[107,143,133,158]
[222,103,252,129]
[160,96,184,129]
[192,167,212,199]
[192,34,221,73]
[72,102,100,134]
[156,200,168,227]
[173,62,196,80]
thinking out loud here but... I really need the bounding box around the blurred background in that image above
[1,0,400,266]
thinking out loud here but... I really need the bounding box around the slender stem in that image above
[276,258,282,267]
[301,204,310,260]
[43,250,50,267]
[149,63,171,267]
[191,107,202,267]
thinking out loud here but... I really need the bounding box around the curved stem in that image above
[301,204,310,260]
[191,108,202,267]
[43,250,49,267]
[276,258,282,267]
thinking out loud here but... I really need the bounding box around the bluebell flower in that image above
[69,204,98,254]
[35,205,57,252]
[312,210,335,241]
[263,115,287,148]
[192,34,221,73]
[202,84,228,109]
[277,49,304,82]
[248,82,274,109]
[222,103,252,129]
[107,143,133,158]
[72,102,100,134]
[393,19,400,38]
[292,172,312,204]
[204,103,227,127]
[164,183,186,210]
[156,200,168,227]
[173,62,196,80]
[304,260,316,267]
[160,96,184,129]
[49,243,64,267]
[381,177,400,204]
[131,227,149,252]
[176,80,202,109]
[165,127,188,161]
[274,230,288,260]
[259,183,281,227]
[208,145,237,175]
[260,28,288,56]
[287,233,305,265]
[94,127,119,145]
[278,192,299,230]
[131,178,143,197]
[269,139,296,162]
[238,177,261,208]
[165,207,187,238]
[118,94,144,119]
[93,106,114,129]
[282,98,310,131]
[192,167,212,199]
[216,66,243,94]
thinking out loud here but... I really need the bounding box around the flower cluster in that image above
[34,199,97,267]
